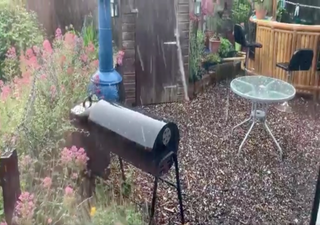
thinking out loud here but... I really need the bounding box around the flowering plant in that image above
[0,27,141,225]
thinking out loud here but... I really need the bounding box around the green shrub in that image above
[0,27,144,224]
[231,0,251,25]
[189,30,205,81]
[0,0,43,81]
[218,38,234,58]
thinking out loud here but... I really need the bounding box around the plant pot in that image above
[205,30,214,49]
[209,38,221,53]
[255,9,267,20]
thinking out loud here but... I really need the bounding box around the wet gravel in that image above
[126,82,320,224]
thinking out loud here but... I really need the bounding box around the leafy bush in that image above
[189,30,205,81]
[204,53,221,64]
[218,38,234,58]
[231,0,251,25]
[0,0,43,81]
[0,28,142,225]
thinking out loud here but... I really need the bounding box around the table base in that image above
[275,101,293,113]
[232,103,282,159]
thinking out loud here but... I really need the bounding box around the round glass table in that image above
[230,75,296,158]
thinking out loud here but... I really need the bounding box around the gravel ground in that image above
[123,82,320,225]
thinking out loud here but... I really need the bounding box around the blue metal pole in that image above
[98,0,113,72]
[88,0,122,101]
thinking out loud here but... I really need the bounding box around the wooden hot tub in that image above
[248,18,320,95]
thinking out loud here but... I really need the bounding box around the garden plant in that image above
[0,5,142,224]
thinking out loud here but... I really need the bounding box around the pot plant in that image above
[231,0,251,50]
[207,15,222,53]
[254,0,272,19]
[218,37,236,58]
[202,53,221,71]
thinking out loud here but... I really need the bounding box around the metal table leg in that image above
[232,102,283,157]
[263,122,283,159]
[238,121,255,155]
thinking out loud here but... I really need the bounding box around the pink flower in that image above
[6,47,16,59]
[0,222,7,225]
[40,74,47,80]
[47,218,52,224]
[32,46,40,55]
[42,177,52,189]
[15,192,35,219]
[27,56,39,69]
[116,50,125,65]
[67,67,74,75]
[55,28,62,39]
[75,148,88,167]
[25,48,34,59]
[93,74,99,83]
[43,40,53,53]
[71,173,78,179]
[92,59,99,67]
[64,186,74,196]
[61,147,73,165]
[86,42,95,53]
[80,54,88,63]
[64,32,76,48]
[60,146,89,169]
[1,85,11,101]
[50,85,56,97]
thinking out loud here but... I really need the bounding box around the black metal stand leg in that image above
[149,176,159,225]
[173,154,185,224]
[118,157,126,181]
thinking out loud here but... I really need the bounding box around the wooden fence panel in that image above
[27,0,97,36]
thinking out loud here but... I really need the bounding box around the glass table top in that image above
[230,75,296,103]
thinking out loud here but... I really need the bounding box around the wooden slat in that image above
[249,19,320,95]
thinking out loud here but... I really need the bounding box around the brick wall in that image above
[118,0,136,105]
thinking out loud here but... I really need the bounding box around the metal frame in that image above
[232,102,283,159]
[118,152,185,225]
[310,167,320,225]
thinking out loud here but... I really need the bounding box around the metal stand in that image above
[244,47,250,76]
[118,152,185,225]
[276,71,293,113]
[310,167,320,225]
[232,102,283,159]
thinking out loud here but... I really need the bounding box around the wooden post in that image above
[0,150,21,225]
[272,0,277,19]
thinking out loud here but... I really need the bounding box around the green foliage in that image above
[82,14,98,48]
[204,53,221,64]
[276,1,290,23]
[218,38,234,58]
[189,29,205,81]
[0,28,143,224]
[90,180,144,225]
[231,0,251,24]
[0,0,43,80]
[207,15,222,33]
[0,194,4,221]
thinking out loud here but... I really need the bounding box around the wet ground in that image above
[120,82,320,224]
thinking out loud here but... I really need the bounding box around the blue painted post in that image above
[89,0,122,101]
